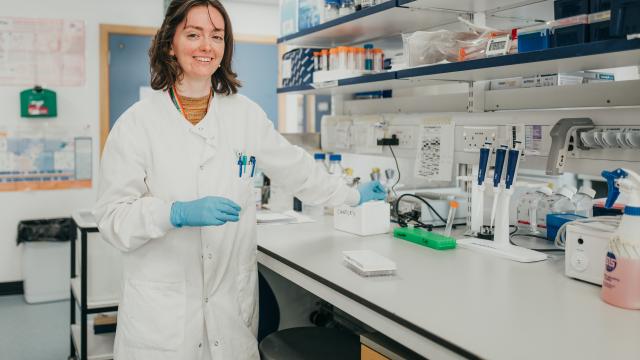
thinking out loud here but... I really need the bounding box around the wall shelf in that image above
[71,278,119,311]
[277,0,458,47]
[398,0,545,13]
[71,322,115,360]
[277,39,640,95]
[396,39,640,82]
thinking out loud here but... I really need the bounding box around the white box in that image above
[490,77,522,90]
[565,223,611,285]
[334,201,390,236]
[342,250,396,277]
[521,76,542,88]
[23,241,70,303]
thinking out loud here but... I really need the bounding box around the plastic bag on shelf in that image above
[402,17,510,66]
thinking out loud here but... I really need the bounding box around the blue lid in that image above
[314,153,326,160]
[624,206,640,216]
[325,0,340,4]
[364,43,374,49]
[329,154,341,161]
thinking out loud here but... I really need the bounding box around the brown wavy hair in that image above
[149,0,241,95]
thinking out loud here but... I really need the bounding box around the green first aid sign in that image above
[20,87,57,118]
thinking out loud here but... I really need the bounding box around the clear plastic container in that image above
[347,47,357,71]
[536,185,577,235]
[321,49,329,71]
[329,47,338,71]
[373,48,384,72]
[337,46,349,71]
[516,186,552,235]
[572,186,596,217]
[324,0,340,22]
[313,51,321,71]
[361,0,374,8]
[339,0,355,16]
[357,47,365,70]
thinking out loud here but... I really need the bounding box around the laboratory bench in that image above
[256,216,640,360]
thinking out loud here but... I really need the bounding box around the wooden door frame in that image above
[99,24,157,153]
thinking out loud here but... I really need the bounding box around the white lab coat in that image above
[93,90,359,360]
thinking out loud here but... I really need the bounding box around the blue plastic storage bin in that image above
[555,0,590,19]
[610,0,640,36]
[518,25,552,52]
[546,213,586,241]
[591,20,614,40]
[553,24,590,46]
[552,15,590,46]
[591,0,612,12]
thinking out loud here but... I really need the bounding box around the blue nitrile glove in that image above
[170,196,241,227]
[358,180,387,205]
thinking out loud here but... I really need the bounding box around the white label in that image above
[282,59,292,79]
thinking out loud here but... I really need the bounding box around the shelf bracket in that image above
[467,81,487,113]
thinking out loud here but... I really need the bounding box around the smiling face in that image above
[170,5,225,84]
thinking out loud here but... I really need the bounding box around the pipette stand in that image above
[458,188,548,263]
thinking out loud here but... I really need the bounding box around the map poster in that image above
[0,126,92,191]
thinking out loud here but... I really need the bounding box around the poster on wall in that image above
[0,17,85,86]
[0,125,92,192]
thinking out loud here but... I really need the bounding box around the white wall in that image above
[0,0,279,283]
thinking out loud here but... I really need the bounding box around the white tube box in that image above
[334,201,390,236]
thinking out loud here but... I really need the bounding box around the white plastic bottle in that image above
[601,168,640,310]
[535,185,577,235]
[303,153,329,216]
[572,186,596,217]
[516,186,552,235]
[325,154,345,214]
[314,152,328,171]
[327,153,344,177]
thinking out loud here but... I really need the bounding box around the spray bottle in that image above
[601,168,640,310]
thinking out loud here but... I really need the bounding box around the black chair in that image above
[257,270,360,360]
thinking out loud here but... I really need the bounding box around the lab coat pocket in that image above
[229,177,253,213]
[236,263,258,328]
[121,279,186,351]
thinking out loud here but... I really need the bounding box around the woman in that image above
[94,0,385,359]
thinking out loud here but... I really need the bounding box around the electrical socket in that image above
[463,126,498,152]
[387,125,418,149]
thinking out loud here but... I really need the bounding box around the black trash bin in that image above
[17,218,76,303]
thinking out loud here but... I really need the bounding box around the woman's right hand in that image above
[170,196,241,227]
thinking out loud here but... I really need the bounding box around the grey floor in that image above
[0,295,70,360]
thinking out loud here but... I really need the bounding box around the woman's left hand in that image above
[357,180,387,205]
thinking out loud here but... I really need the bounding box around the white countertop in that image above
[257,216,640,360]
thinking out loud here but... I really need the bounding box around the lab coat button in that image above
[198,343,202,348]
[204,297,209,303]
[214,340,219,347]
[207,253,212,259]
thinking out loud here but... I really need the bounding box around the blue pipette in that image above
[493,146,508,188]
[504,148,520,190]
[477,143,492,186]
[490,145,508,228]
